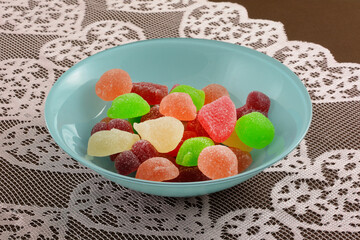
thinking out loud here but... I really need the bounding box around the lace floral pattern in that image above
[0,0,359,239]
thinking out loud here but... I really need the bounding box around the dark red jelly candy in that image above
[166,166,209,182]
[131,82,168,105]
[141,105,164,122]
[114,151,140,175]
[167,131,197,157]
[186,116,210,138]
[246,91,270,115]
[236,105,252,119]
[131,140,159,163]
[110,153,119,161]
[91,122,108,135]
[107,119,133,133]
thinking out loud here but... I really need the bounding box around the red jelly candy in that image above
[186,116,210,138]
[107,119,133,133]
[135,157,179,181]
[166,166,209,182]
[167,131,197,157]
[140,105,164,122]
[131,140,159,163]
[131,82,168,105]
[110,153,119,161]
[170,84,180,92]
[236,106,252,119]
[229,147,253,173]
[95,69,132,101]
[236,91,270,119]
[91,122,108,135]
[114,150,140,175]
[198,96,236,143]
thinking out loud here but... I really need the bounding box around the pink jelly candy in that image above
[198,145,238,180]
[135,157,179,181]
[131,140,159,163]
[114,150,140,175]
[95,69,132,101]
[198,96,236,143]
[159,92,197,121]
[167,131,197,157]
[186,116,210,138]
[140,105,164,122]
[202,84,230,105]
[107,119,133,133]
[131,82,168,105]
[236,91,270,119]
[229,147,253,173]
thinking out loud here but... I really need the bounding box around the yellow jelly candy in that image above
[87,129,140,157]
[221,130,253,152]
[134,116,184,153]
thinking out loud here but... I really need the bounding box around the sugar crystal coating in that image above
[140,105,164,122]
[159,92,197,121]
[107,93,150,119]
[114,150,140,175]
[131,140,158,163]
[167,131,197,157]
[95,69,132,101]
[170,85,205,111]
[198,145,238,180]
[107,119,133,133]
[135,157,179,181]
[91,122,108,135]
[202,84,230,105]
[134,116,184,153]
[229,147,253,173]
[221,130,253,152]
[198,96,236,142]
[246,91,270,115]
[87,129,140,157]
[186,116,210,138]
[235,112,275,149]
[176,137,214,167]
[131,82,168,105]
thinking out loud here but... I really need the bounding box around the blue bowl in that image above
[45,38,312,197]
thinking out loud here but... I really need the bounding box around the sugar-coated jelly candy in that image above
[221,130,253,152]
[186,116,210,138]
[235,112,274,149]
[176,137,214,167]
[95,69,132,101]
[166,166,209,182]
[236,105,252,119]
[140,105,164,122]
[107,93,150,119]
[167,131,197,157]
[131,82,168,105]
[229,147,253,173]
[135,157,179,181]
[159,92,197,121]
[110,153,119,161]
[198,145,238,180]
[202,84,230,105]
[100,117,112,123]
[91,122,108,135]
[170,85,205,111]
[114,151,140,175]
[198,96,236,143]
[131,140,158,163]
[236,91,270,119]
[134,116,184,153]
[87,129,140,156]
[107,119,133,133]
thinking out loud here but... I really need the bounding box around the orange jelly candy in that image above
[159,92,197,121]
[95,69,132,101]
[202,84,230,105]
[135,157,179,181]
[229,147,253,173]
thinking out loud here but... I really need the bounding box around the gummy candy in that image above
[114,150,140,175]
[91,122,108,135]
[235,112,274,149]
[159,92,197,121]
[100,117,112,123]
[170,85,205,111]
[128,116,142,125]
[202,84,230,105]
[186,116,210,138]
[167,131,197,157]
[236,106,252,119]
[135,157,179,181]
[229,147,253,173]
[198,145,238,180]
[110,153,118,161]
[107,119,133,133]
[107,93,150,119]
[170,84,180,92]
[134,116,184,153]
[140,105,164,122]
[166,166,209,182]
[87,129,140,156]
[236,91,270,119]
[131,140,158,163]
[221,130,253,152]
[131,82,168,105]
[198,96,236,143]
[95,69,132,101]
[176,137,214,167]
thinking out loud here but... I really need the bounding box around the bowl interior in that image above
[45,38,311,188]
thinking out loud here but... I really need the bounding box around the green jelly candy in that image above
[176,137,214,167]
[107,93,150,119]
[128,116,142,134]
[170,85,205,111]
[235,112,275,149]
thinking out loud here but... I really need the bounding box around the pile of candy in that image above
[87,69,275,182]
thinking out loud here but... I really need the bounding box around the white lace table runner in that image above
[1,0,359,239]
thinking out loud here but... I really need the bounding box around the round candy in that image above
[114,151,140,175]
[176,137,214,167]
[131,140,158,163]
[170,85,205,111]
[107,119,133,133]
[91,122,108,135]
[95,69,132,101]
[107,93,150,119]
[246,91,270,115]
[198,145,238,180]
[135,157,179,181]
[202,84,230,105]
[235,112,275,149]
[159,92,197,121]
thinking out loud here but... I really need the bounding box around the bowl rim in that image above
[45,38,312,186]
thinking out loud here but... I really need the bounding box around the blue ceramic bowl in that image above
[45,38,312,197]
